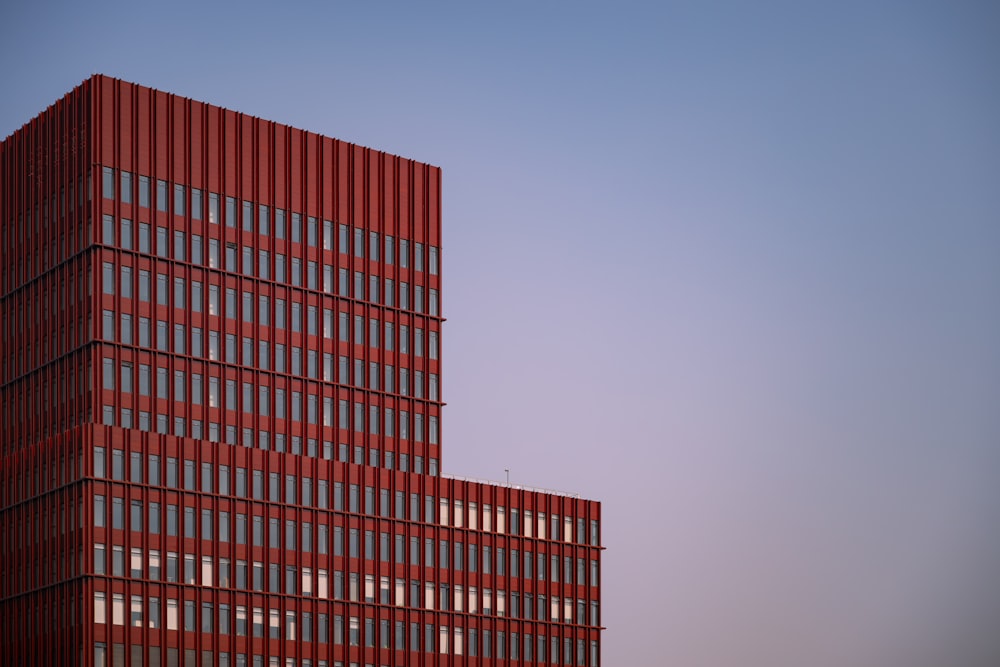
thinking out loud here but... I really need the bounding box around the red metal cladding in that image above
[0,75,602,667]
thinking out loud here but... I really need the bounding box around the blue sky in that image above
[3,2,999,665]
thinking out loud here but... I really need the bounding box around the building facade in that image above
[0,75,602,667]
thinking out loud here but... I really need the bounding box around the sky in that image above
[3,1,1000,665]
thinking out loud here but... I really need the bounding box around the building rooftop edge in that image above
[4,73,443,170]
[442,472,595,501]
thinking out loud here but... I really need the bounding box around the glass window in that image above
[121,362,133,393]
[430,247,439,275]
[354,271,364,300]
[191,188,203,220]
[94,495,106,527]
[139,176,150,208]
[174,231,185,261]
[156,180,168,212]
[307,216,317,246]
[121,218,132,249]
[112,497,124,529]
[102,167,115,199]
[352,228,364,258]
[102,358,115,390]
[430,288,439,316]
[174,184,185,216]
[259,205,269,234]
[102,214,115,245]
[102,262,115,295]
[173,277,186,309]
[429,331,440,359]
[102,309,114,341]
[275,209,286,239]
[120,266,132,298]
[156,226,168,257]
[225,196,236,227]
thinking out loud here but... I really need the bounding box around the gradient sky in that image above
[3,2,999,665]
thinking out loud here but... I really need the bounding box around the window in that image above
[102,262,114,295]
[149,454,160,486]
[172,277,186,309]
[255,249,269,281]
[222,196,236,228]
[354,271,364,300]
[237,200,251,232]
[173,231,187,262]
[102,167,115,199]
[191,234,203,264]
[120,217,133,249]
[102,358,115,390]
[95,545,106,574]
[112,498,124,529]
[400,239,410,268]
[376,233,392,266]
[190,188,202,220]
[139,176,150,207]
[258,204,270,234]
[149,503,160,534]
[121,363,133,393]
[242,246,253,276]
[154,228,167,259]
[190,280,202,312]
[94,495,106,527]
[178,461,195,493]
[304,216,316,246]
[430,288,440,316]
[430,246,439,274]
[174,184,186,216]
[242,292,253,323]
[337,267,349,297]
[120,313,132,344]
[353,316,364,345]
[156,180,168,212]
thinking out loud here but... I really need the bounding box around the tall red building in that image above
[0,76,602,666]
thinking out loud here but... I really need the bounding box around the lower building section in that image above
[1,424,602,666]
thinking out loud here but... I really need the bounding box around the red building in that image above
[0,75,602,667]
